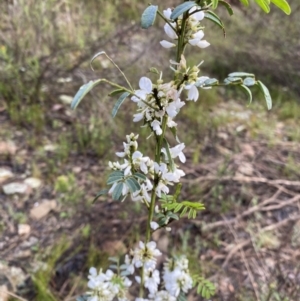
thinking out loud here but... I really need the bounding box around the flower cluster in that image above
[87,243,193,301]
[160,7,210,49]
[87,267,132,301]
[108,134,186,203]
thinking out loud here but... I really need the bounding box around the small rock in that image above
[21,236,38,248]
[0,141,17,155]
[236,162,253,176]
[24,177,42,189]
[241,143,255,158]
[44,144,57,152]
[2,182,30,195]
[18,224,31,236]
[0,284,8,301]
[29,200,56,220]
[0,169,13,184]
[59,94,73,105]
[217,132,228,140]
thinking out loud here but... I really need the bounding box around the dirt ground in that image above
[1,96,300,301]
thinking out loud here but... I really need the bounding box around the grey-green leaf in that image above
[112,92,130,118]
[257,80,272,110]
[125,177,140,193]
[93,189,109,203]
[112,182,124,200]
[228,72,255,77]
[71,79,102,110]
[243,77,256,86]
[90,51,106,69]
[170,1,197,20]
[133,172,147,181]
[107,171,124,185]
[203,78,219,86]
[141,5,158,29]
[240,84,253,105]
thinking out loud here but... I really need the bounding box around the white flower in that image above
[163,8,172,19]
[189,6,205,22]
[135,299,149,301]
[131,183,151,203]
[131,77,153,103]
[133,112,145,122]
[151,120,163,135]
[152,290,176,301]
[168,143,186,163]
[164,23,177,40]
[164,167,185,183]
[144,269,160,294]
[165,98,185,118]
[163,257,193,297]
[133,241,162,271]
[186,85,199,102]
[150,221,159,230]
[188,30,210,48]
[160,40,176,48]
[124,254,135,274]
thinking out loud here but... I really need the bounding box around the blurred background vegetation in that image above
[0,0,299,300]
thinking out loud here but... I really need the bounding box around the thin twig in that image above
[4,291,28,301]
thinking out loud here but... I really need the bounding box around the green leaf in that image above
[228,72,255,77]
[243,77,256,86]
[141,5,158,29]
[254,0,270,13]
[107,171,124,185]
[149,67,160,74]
[180,206,188,217]
[212,0,219,9]
[71,79,102,110]
[240,85,252,105]
[125,177,140,193]
[112,92,130,118]
[239,0,249,5]
[133,172,147,181]
[109,89,125,97]
[219,0,234,15]
[270,0,291,14]
[169,126,180,143]
[112,182,124,200]
[93,189,109,203]
[163,138,175,172]
[174,204,183,213]
[204,11,225,33]
[257,80,272,110]
[202,78,219,87]
[170,1,197,20]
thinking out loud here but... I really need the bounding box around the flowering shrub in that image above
[72,0,291,300]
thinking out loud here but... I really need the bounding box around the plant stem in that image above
[140,8,189,298]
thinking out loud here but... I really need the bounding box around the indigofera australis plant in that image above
[71,0,291,300]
